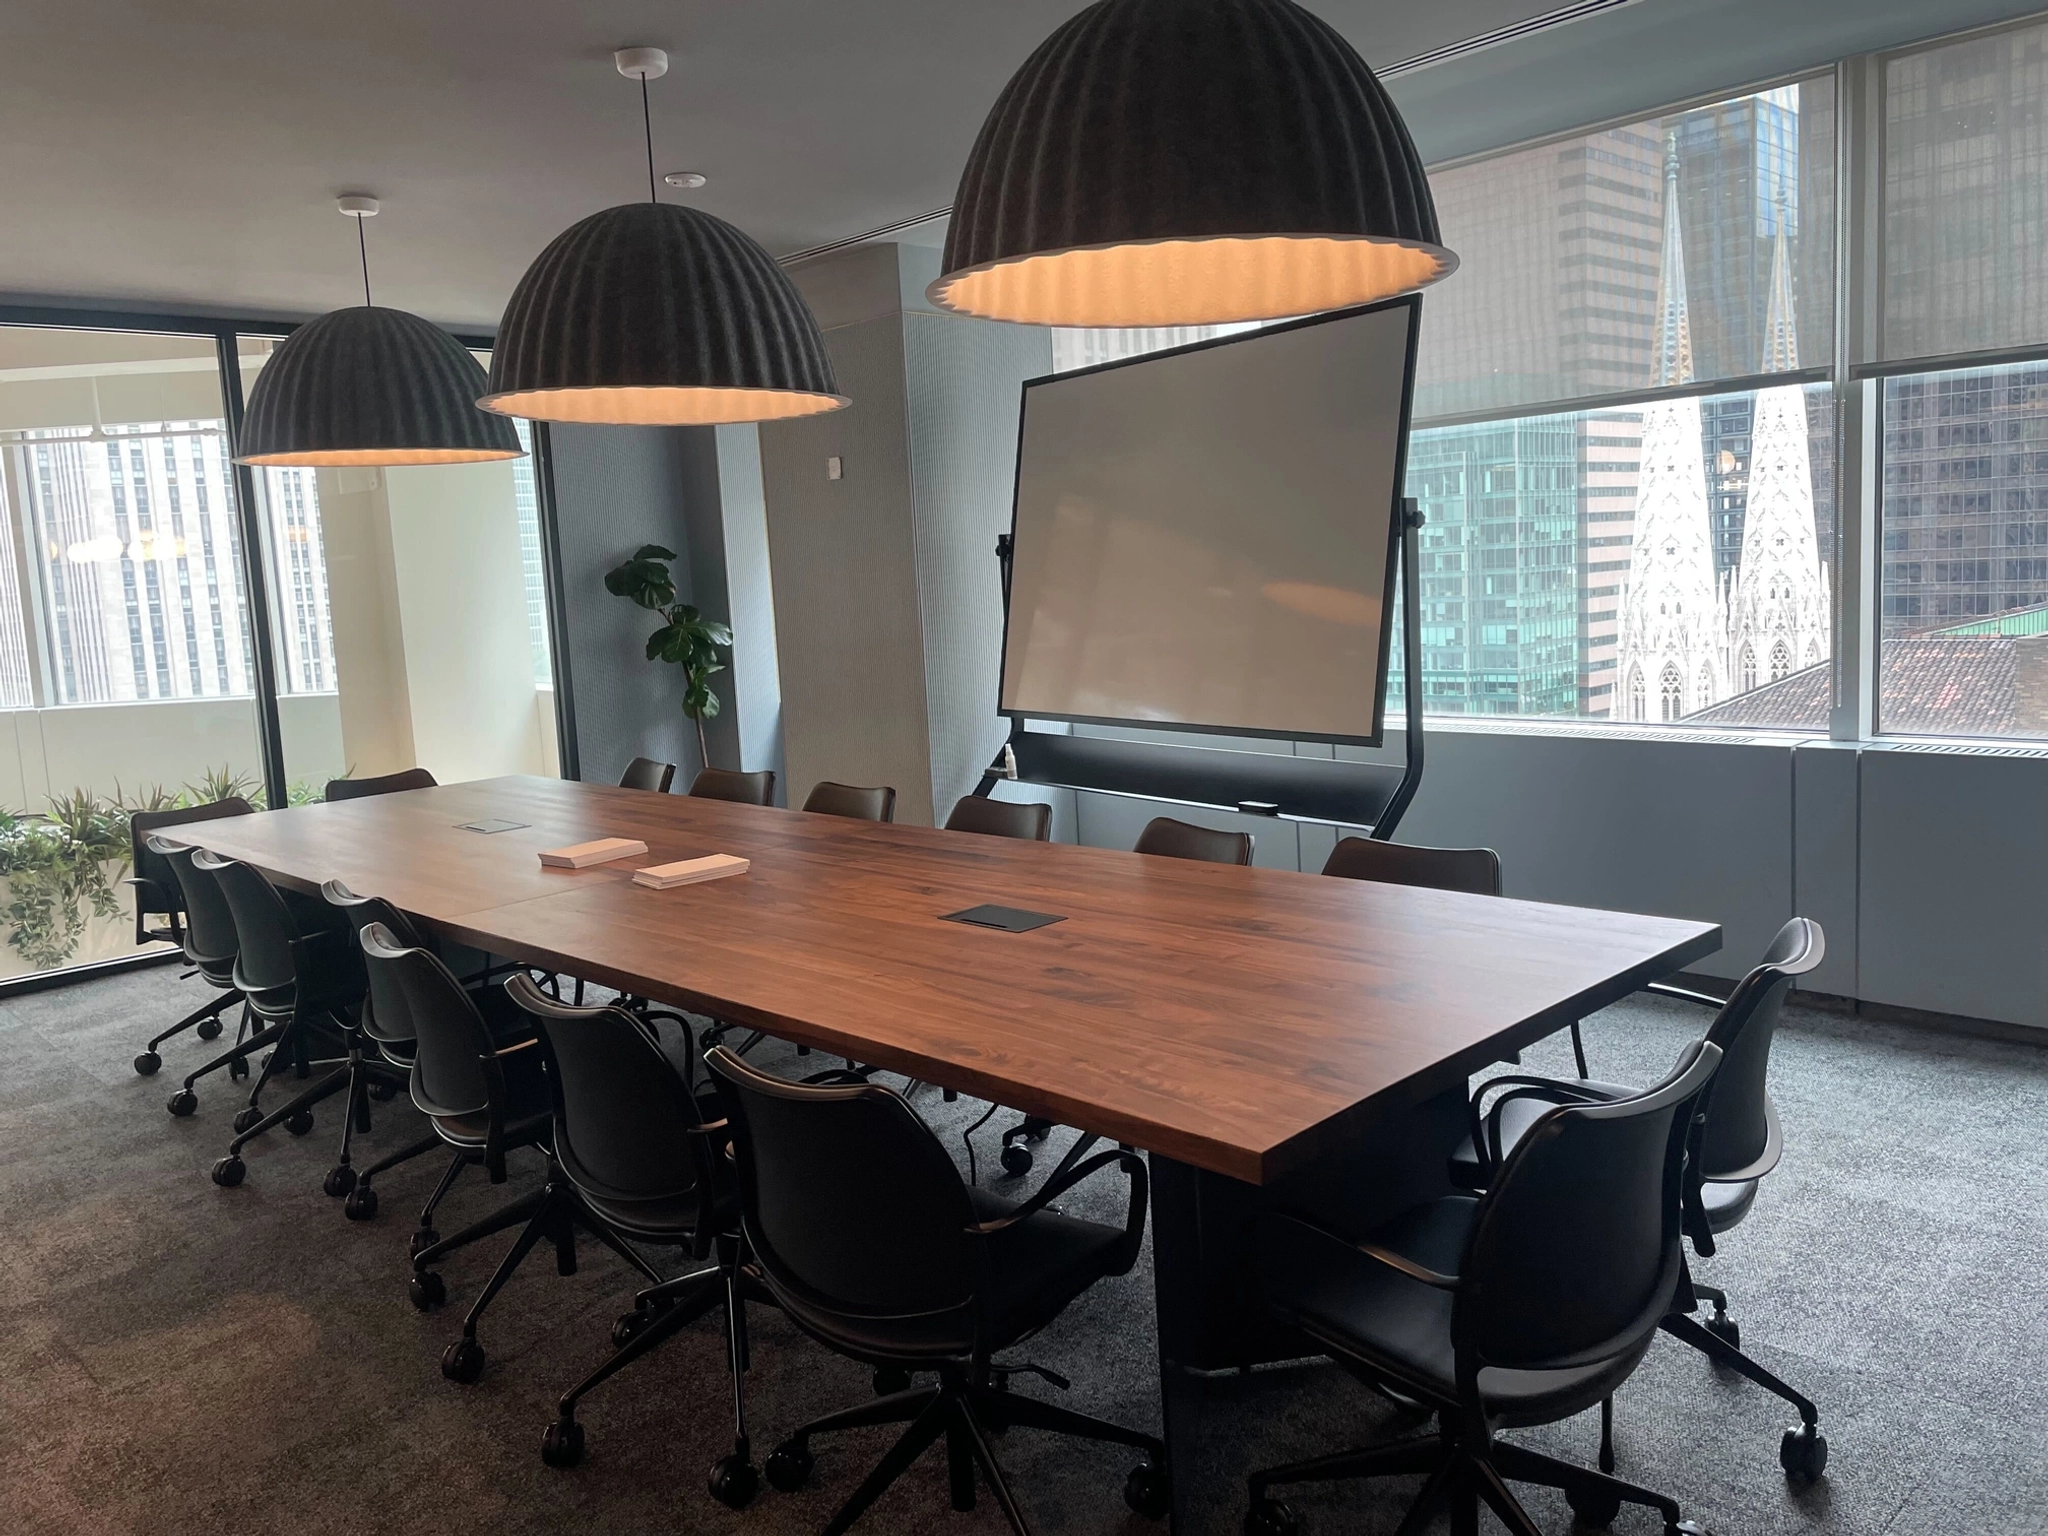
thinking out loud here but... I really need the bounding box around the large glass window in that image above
[1878,361,2048,739]
[0,326,266,980]
[1884,20,2048,362]
[1418,77,1835,421]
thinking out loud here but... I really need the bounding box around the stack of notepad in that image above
[537,837,648,869]
[633,854,750,890]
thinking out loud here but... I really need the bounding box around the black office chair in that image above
[157,838,271,1110]
[326,766,437,801]
[198,852,387,1192]
[322,880,539,1231]
[706,1046,1169,1535]
[942,795,1051,841]
[688,767,776,806]
[620,757,677,794]
[128,798,256,1077]
[1319,835,1593,1079]
[1134,815,1254,865]
[1242,1040,1723,1536]
[487,976,764,1505]
[1446,916,1830,1485]
[999,811,1250,1178]
[802,781,897,822]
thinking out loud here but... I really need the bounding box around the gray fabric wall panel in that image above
[545,424,700,789]
[903,310,1050,831]
[1792,740,1861,1002]
[758,312,937,824]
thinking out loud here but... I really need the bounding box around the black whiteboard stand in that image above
[979,497,1427,839]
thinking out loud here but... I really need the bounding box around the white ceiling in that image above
[0,0,1561,329]
[1,0,2037,331]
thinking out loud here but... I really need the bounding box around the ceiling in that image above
[0,0,2038,331]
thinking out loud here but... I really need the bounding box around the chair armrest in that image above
[1644,979,1725,1010]
[1267,1209,1460,1290]
[1702,1094,1783,1187]
[1467,1075,1611,1178]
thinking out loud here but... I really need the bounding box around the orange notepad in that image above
[632,854,750,890]
[537,837,649,869]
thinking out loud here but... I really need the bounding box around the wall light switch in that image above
[826,456,843,481]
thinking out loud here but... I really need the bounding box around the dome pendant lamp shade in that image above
[930,0,1457,328]
[237,306,522,467]
[479,201,846,426]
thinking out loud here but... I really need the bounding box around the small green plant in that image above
[604,544,733,770]
[0,790,127,970]
[186,765,264,810]
[287,779,326,807]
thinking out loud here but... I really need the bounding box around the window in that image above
[1879,360,2048,738]
[510,418,551,686]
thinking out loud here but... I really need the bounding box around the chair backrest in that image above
[706,1045,981,1317]
[193,850,303,994]
[326,767,437,802]
[1458,1039,1721,1379]
[129,798,255,931]
[1321,836,1501,896]
[148,836,240,970]
[687,767,776,806]
[324,879,429,1043]
[802,781,897,822]
[361,922,497,1118]
[943,795,1051,842]
[1695,916,1823,1183]
[1134,816,1253,866]
[505,974,720,1206]
[619,757,677,794]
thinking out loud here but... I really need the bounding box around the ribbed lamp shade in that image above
[481,202,847,426]
[931,0,1456,327]
[236,306,522,467]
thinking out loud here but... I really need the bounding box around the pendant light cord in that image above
[641,72,657,203]
[356,214,373,307]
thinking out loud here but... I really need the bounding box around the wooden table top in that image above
[177,776,1720,1183]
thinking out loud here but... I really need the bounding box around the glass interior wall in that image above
[0,325,265,978]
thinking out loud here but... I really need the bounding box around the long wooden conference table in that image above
[179,775,1720,1531]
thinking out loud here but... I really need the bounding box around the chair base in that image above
[1246,1424,1702,1536]
[772,1363,1167,1536]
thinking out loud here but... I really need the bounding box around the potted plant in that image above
[604,544,734,772]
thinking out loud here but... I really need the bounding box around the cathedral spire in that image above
[1652,129,1694,388]
[1761,194,1799,374]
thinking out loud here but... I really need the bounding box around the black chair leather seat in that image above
[1263,1196,1650,1428]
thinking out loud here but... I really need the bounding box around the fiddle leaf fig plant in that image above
[604,544,734,771]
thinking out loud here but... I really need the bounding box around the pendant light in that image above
[929,0,1457,328]
[480,48,846,427]
[236,197,523,467]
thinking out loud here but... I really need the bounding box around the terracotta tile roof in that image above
[1686,637,2021,735]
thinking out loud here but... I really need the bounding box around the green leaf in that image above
[645,625,678,663]
[632,544,678,562]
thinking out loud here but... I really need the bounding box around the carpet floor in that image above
[2,966,2043,1536]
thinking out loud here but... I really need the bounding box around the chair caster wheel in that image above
[999,1141,1033,1177]
[1704,1314,1740,1350]
[1243,1496,1299,1536]
[612,1308,657,1348]
[1125,1461,1171,1520]
[210,1156,246,1187]
[409,1228,439,1260]
[323,1165,357,1198]
[441,1337,485,1384]
[708,1453,760,1509]
[1666,1523,1709,1536]
[233,1107,262,1134]
[229,1058,249,1082]
[367,1080,397,1102]
[1780,1424,1827,1483]
[410,1271,447,1310]
[135,1051,161,1076]
[197,1017,224,1041]
[343,1186,378,1221]
[873,1366,913,1395]
[167,1089,198,1117]
[541,1418,585,1468]
[285,1109,314,1136]
[766,1440,814,1492]
[1567,1482,1623,1526]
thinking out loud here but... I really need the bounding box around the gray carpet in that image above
[3,967,2043,1536]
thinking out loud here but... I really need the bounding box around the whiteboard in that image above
[999,299,1418,745]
